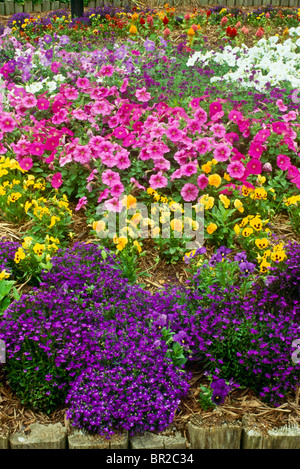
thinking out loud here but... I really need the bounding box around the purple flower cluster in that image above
[0,242,191,433]
[0,239,21,278]
[189,281,300,405]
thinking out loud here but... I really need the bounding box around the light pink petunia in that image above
[213,144,231,162]
[181,183,199,202]
[166,125,184,142]
[135,87,152,102]
[180,162,198,177]
[102,169,120,187]
[110,182,124,198]
[104,197,123,213]
[149,171,168,189]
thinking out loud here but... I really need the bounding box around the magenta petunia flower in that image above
[99,64,115,77]
[277,154,291,171]
[75,196,88,211]
[0,114,16,132]
[227,160,245,179]
[180,162,198,177]
[209,101,223,119]
[19,157,33,171]
[51,172,63,189]
[228,109,243,123]
[246,159,262,175]
[248,140,264,159]
[193,107,207,124]
[197,174,209,190]
[181,183,199,202]
[195,137,211,155]
[37,97,50,111]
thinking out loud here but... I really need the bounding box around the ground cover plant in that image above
[0,2,300,437]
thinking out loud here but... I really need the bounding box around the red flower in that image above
[140,17,145,25]
[226,26,238,38]
[163,16,169,26]
[206,10,211,17]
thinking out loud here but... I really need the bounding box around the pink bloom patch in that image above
[246,159,262,175]
[277,154,291,171]
[197,174,209,190]
[227,160,245,179]
[181,183,199,202]
[149,171,168,189]
[19,157,33,171]
[75,196,88,211]
[213,144,231,162]
[51,172,63,189]
[135,87,152,102]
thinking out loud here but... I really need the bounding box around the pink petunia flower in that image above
[130,177,146,190]
[97,188,110,203]
[227,160,245,179]
[197,174,209,190]
[276,99,288,112]
[195,137,211,155]
[102,169,120,187]
[246,159,262,175]
[149,171,168,189]
[19,157,33,171]
[51,172,63,189]
[248,140,264,159]
[37,97,50,111]
[104,197,123,213]
[213,144,231,162]
[110,181,125,198]
[75,196,88,211]
[135,87,152,102]
[181,183,199,202]
[0,113,16,132]
[276,154,291,171]
[180,162,198,177]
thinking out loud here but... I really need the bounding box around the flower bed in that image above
[0,3,300,440]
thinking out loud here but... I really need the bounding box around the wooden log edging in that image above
[1,421,300,449]
[1,0,300,16]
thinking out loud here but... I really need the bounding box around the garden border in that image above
[1,420,300,449]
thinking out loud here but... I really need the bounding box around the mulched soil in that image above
[1,2,300,438]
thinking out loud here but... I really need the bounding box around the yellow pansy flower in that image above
[207,223,217,234]
[208,174,222,188]
[255,238,269,249]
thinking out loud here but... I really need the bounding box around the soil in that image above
[1,2,300,439]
